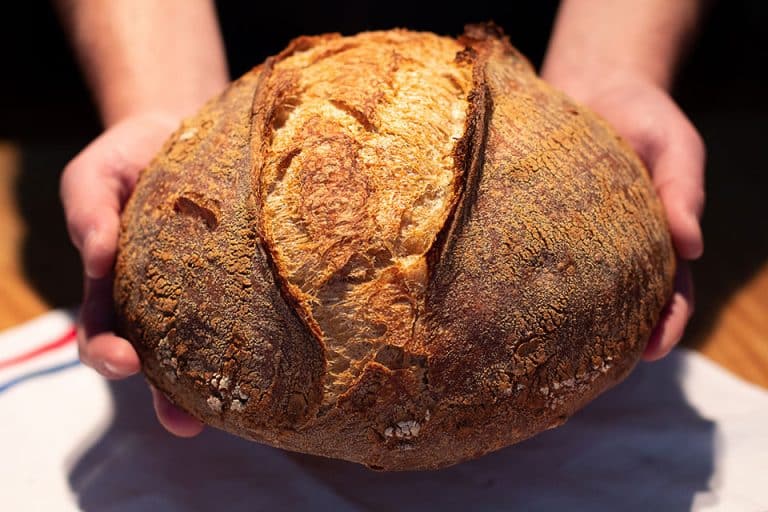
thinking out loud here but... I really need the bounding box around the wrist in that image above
[108,110,183,130]
[542,45,674,95]
[100,77,228,128]
[541,0,704,99]
[541,58,661,106]
[60,0,231,128]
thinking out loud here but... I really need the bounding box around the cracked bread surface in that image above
[257,31,472,401]
[115,25,675,470]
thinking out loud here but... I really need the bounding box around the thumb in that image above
[61,147,126,279]
[642,103,706,260]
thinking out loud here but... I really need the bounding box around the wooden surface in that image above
[0,141,766,388]
[0,143,49,328]
[694,261,768,388]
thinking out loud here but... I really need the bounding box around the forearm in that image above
[56,0,228,126]
[542,0,705,93]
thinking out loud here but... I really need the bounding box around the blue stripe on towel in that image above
[0,359,81,395]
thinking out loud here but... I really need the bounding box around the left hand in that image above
[542,70,706,360]
[61,112,205,437]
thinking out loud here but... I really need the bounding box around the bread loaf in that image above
[115,24,675,470]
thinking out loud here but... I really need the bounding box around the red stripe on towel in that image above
[0,327,77,371]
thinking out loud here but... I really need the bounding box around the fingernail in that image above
[103,361,122,377]
[83,231,99,278]
[685,216,704,259]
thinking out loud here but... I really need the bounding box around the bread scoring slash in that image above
[114,24,675,470]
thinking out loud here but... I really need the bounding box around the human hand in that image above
[61,112,205,437]
[542,70,705,361]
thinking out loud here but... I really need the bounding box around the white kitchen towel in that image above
[1,310,766,511]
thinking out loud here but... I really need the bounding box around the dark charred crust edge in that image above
[247,52,329,407]
[275,34,342,61]
[459,22,534,71]
[426,40,493,275]
[461,21,507,42]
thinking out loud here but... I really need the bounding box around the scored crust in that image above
[115,24,675,470]
[255,31,472,401]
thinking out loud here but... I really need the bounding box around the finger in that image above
[643,262,694,361]
[151,386,205,438]
[78,275,140,378]
[648,112,706,260]
[82,333,141,379]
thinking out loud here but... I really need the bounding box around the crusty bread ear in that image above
[115,25,674,471]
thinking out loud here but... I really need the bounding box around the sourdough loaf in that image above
[115,24,675,470]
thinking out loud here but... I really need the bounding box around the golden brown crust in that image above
[115,24,675,470]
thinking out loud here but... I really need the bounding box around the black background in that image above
[1,1,766,138]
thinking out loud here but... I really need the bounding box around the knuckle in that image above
[59,160,79,201]
[679,119,706,166]
[689,128,706,165]
[653,176,677,201]
[64,209,90,248]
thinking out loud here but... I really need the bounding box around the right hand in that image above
[61,112,205,437]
